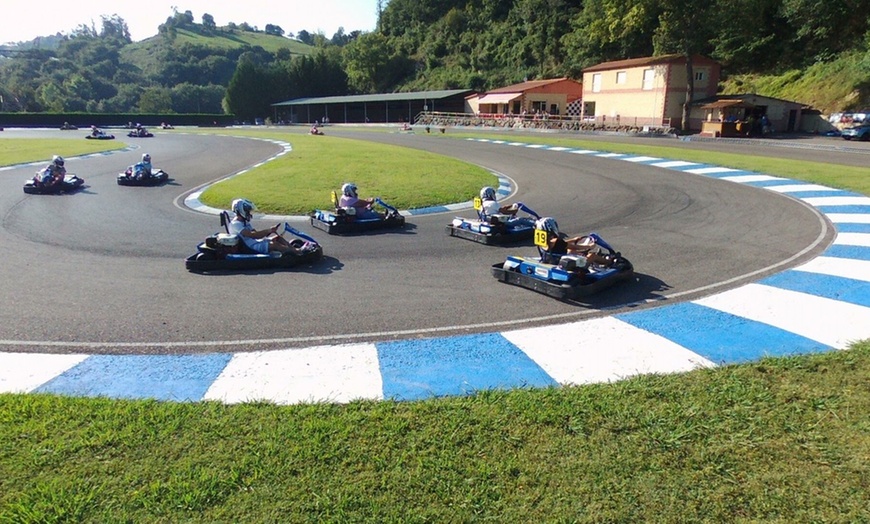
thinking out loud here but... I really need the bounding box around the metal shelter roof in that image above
[272,89,474,107]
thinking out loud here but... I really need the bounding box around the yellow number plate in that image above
[534,229,549,248]
[473,196,482,211]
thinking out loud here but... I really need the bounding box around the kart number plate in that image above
[473,197,482,211]
[534,229,549,248]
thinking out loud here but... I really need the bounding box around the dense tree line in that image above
[1,0,868,120]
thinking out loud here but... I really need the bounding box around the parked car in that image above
[841,123,870,141]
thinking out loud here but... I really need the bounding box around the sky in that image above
[0,0,381,44]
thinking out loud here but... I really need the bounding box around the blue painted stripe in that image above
[823,244,870,260]
[761,271,870,308]
[702,170,754,178]
[835,223,870,233]
[817,205,870,214]
[789,190,857,199]
[742,179,796,187]
[376,333,557,401]
[407,205,450,215]
[615,302,830,364]
[35,353,233,401]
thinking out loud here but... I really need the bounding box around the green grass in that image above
[1,343,869,522]
[0,139,124,168]
[197,131,496,214]
[2,129,870,521]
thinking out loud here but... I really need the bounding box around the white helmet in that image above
[52,155,64,167]
[480,186,496,201]
[342,183,358,197]
[231,198,255,221]
[142,153,151,163]
[535,217,559,234]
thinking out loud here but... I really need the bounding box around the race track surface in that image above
[2,127,869,403]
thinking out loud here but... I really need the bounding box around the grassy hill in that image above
[720,51,870,114]
[121,27,313,79]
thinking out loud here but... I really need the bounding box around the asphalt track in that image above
[2,127,869,403]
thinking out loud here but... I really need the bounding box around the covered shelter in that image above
[271,89,474,125]
[691,93,805,136]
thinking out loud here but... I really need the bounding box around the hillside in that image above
[720,52,870,114]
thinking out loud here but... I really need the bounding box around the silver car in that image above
[841,123,870,141]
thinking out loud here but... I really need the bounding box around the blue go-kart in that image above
[491,229,634,299]
[310,191,405,235]
[447,198,540,245]
[185,212,323,273]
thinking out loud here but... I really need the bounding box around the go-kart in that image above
[185,212,323,273]
[491,230,633,299]
[310,191,405,235]
[23,173,85,194]
[127,129,154,138]
[60,123,78,130]
[447,198,540,245]
[117,167,169,186]
[85,131,114,140]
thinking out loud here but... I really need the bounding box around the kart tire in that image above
[195,252,216,261]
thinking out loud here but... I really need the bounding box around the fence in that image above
[413,111,673,134]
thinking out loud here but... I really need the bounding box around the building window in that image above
[616,71,626,85]
[531,101,546,112]
[695,71,705,81]
[642,69,655,90]
[592,73,601,93]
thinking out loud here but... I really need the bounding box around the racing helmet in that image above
[231,198,255,221]
[342,183,358,198]
[480,186,497,201]
[536,217,559,235]
[142,153,151,163]
[52,155,64,167]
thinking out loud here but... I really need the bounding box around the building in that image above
[465,78,584,117]
[271,89,474,125]
[693,94,804,136]
[581,54,721,129]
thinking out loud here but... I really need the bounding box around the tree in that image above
[202,13,217,33]
[651,0,715,132]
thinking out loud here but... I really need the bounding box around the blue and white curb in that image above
[2,139,869,404]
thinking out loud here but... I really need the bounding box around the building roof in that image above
[692,93,804,107]
[583,54,719,73]
[272,89,473,106]
[700,99,755,109]
[487,77,576,94]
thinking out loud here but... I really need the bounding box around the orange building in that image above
[465,77,584,117]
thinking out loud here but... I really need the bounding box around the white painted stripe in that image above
[826,213,870,224]
[834,232,870,247]
[722,174,787,183]
[762,184,840,193]
[694,283,870,349]
[569,149,597,155]
[548,146,572,151]
[526,144,547,149]
[491,140,507,144]
[802,196,870,207]
[0,352,89,393]
[622,156,662,163]
[203,344,383,404]
[684,167,744,175]
[596,153,625,158]
[650,161,699,168]
[503,317,714,386]
[793,256,870,283]
[508,142,526,146]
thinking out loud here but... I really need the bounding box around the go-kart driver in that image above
[228,198,305,256]
[479,186,536,227]
[535,217,616,266]
[339,183,381,219]
[34,155,66,187]
[130,153,153,180]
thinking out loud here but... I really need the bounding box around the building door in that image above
[787,109,797,132]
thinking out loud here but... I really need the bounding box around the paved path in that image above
[2,137,868,403]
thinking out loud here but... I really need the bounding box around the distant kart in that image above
[447,198,540,245]
[23,174,85,194]
[117,167,169,186]
[127,130,154,138]
[186,212,323,273]
[85,131,114,140]
[60,123,78,130]
[310,191,405,235]
[491,230,634,299]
